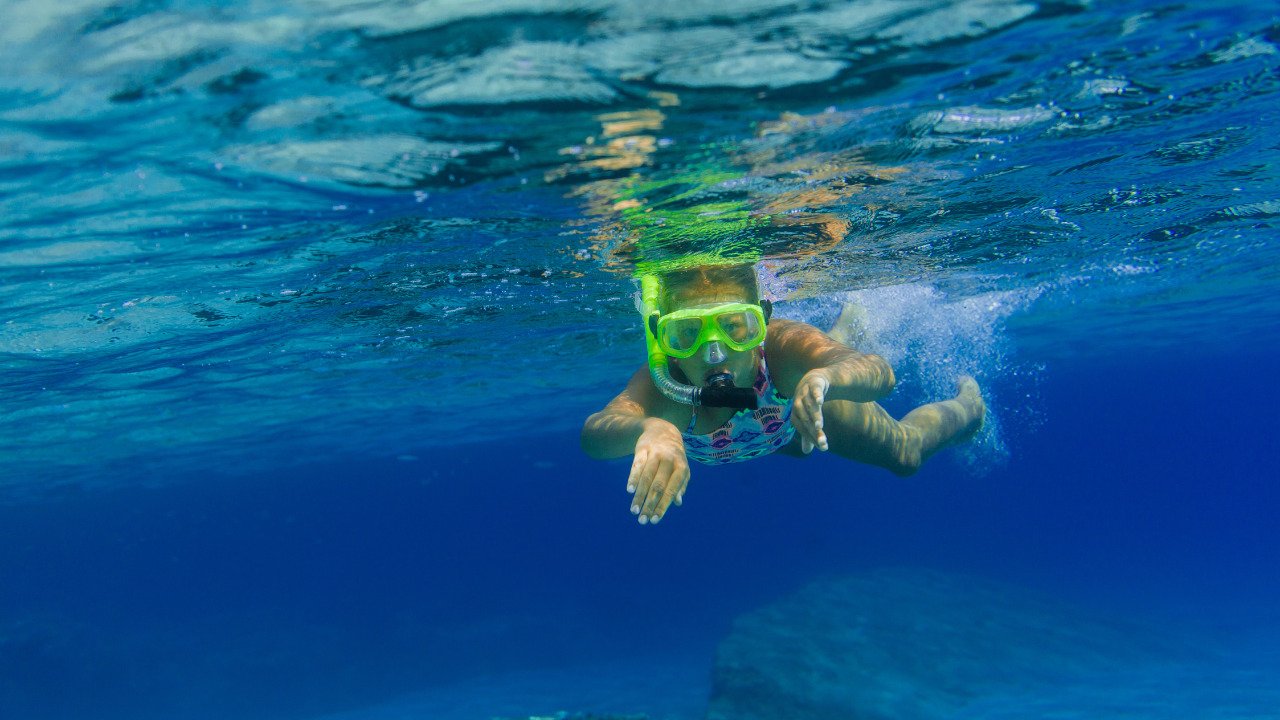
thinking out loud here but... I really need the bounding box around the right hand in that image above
[791,368,831,454]
[627,419,690,525]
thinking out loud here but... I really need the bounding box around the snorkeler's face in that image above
[666,284,762,389]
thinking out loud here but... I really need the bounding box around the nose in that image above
[701,341,727,364]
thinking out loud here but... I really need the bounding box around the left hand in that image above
[791,369,830,453]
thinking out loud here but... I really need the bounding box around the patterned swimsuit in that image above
[681,347,796,465]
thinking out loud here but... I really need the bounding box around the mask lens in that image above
[717,310,762,347]
[662,317,705,354]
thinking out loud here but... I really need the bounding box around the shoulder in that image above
[765,318,835,358]
[764,318,839,393]
[767,318,823,343]
[616,364,691,427]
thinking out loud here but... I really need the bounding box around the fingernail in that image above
[651,515,661,524]
[631,505,640,514]
[677,493,684,503]
[638,515,649,525]
[627,485,635,493]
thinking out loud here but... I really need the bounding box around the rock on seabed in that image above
[706,568,1199,720]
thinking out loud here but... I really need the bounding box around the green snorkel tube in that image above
[639,273,760,410]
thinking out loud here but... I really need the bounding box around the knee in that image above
[887,430,923,476]
[888,451,922,477]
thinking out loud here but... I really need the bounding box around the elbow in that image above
[888,454,920,477]
[580,414,604,459]
[887,443,922,477]
[863,353,895,395]
[580,412,618,460]
[581,408,651,460]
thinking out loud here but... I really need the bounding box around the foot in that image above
[827,302,871,347]
[953,375,986,441]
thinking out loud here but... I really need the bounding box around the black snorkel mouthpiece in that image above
[701,372,758,410]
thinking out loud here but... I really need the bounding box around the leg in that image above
[826,302,873,348]
[821,377,985,476]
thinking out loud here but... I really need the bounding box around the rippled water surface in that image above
[2,0,1278,491]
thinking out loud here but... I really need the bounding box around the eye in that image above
[664,317,704,351]
[719,313,753,341]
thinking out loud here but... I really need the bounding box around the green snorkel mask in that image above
[638,273,764,409]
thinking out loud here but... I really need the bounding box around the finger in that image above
[812,403,828,452]
[791,398,821,448]
[629,453,657,515]
[626,451,646,494]
[638,460,669,524]
[801,381,829,451]
[650,461,686,522]
[791,394,809,429]
[790,394,813,434]
[674,467,690,506]
[639,456,672,524]
[811,373,830,400]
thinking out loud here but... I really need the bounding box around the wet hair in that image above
[657,264,761,314]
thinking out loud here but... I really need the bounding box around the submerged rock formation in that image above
[706,568,1190,720]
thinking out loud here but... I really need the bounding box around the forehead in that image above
[668,282,753,309]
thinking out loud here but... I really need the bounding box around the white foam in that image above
[377,42,619,107]
[1209,36,1278,64]
[222,136,501,187]
[0,240,141,268]
[875,0,1037,46]
[0,0,114,46]
[918,105,1057,136]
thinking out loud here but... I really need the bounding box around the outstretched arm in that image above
[581,367,690,524]
[581,367,661,460]
[766,319,897,452]
[766,319,895,400]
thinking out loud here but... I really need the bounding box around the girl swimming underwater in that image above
[581,264,985,525]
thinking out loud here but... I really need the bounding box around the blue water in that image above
[2,1,1279,718]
